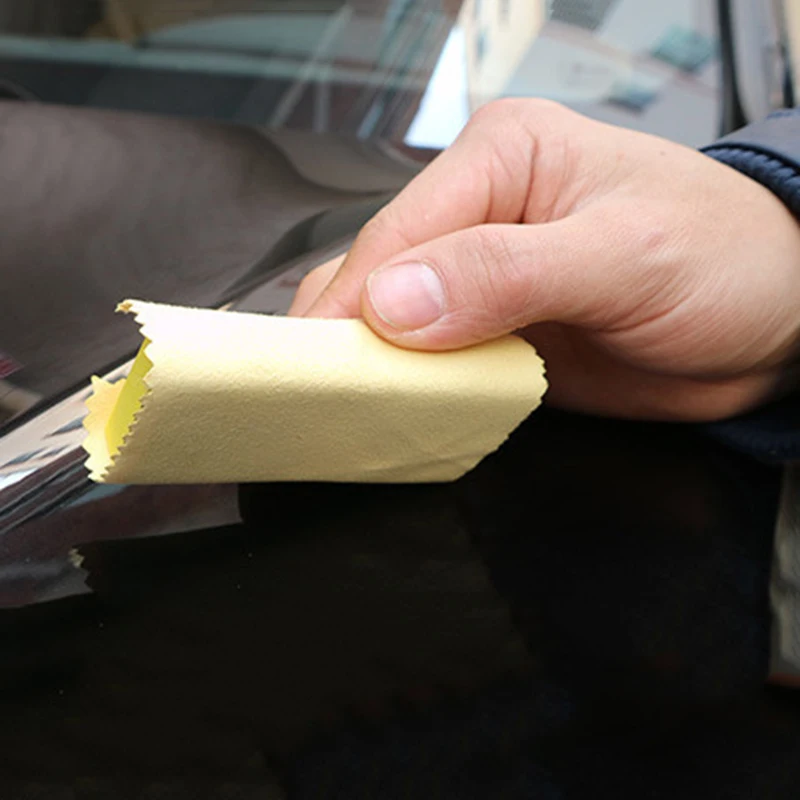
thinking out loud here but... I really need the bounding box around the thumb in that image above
[359,210,649,350]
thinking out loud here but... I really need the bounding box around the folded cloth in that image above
[83,300,547,484]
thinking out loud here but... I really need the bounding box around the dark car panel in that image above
[1,1,799,796]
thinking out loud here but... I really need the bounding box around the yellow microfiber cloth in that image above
[83,299,547,484]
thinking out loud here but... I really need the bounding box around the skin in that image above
[289,99,800,422]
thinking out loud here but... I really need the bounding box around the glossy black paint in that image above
[0,102,428,589]
[0,410,794,797]
[0,2,798,797]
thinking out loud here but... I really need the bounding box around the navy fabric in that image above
[704,397,800,463]
[702,109,800,219]
[701,110,800,462]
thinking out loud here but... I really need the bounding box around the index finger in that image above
[303,99,558,318]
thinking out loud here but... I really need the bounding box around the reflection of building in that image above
[455,0,721,147]
[460,0,546,111]
[511,0,719,145]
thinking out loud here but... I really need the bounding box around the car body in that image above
[1,2,799,795]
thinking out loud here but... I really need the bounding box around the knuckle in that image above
[465,100,581,221]
[468,98,527,140]
[470,97,519,125]
[470,97,573,132]
[468,227,532,323]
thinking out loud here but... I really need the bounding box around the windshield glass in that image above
[0,0,721,146]
[0,0,747,440]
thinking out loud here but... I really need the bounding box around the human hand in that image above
[289,100,800,421]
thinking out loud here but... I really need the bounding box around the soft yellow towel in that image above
[83,300,546,484]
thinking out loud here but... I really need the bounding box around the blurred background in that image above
[0,0,789,148]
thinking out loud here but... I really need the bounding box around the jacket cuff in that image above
[702,396,800,463]
[701,109,800,218]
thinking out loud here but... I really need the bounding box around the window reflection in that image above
[0,0,458,140]
[455,0,719,146]
[0,1,723,146]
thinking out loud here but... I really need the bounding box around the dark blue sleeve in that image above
[702,109,800,216]
[699,110,800,462]
[702,396,800,463]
